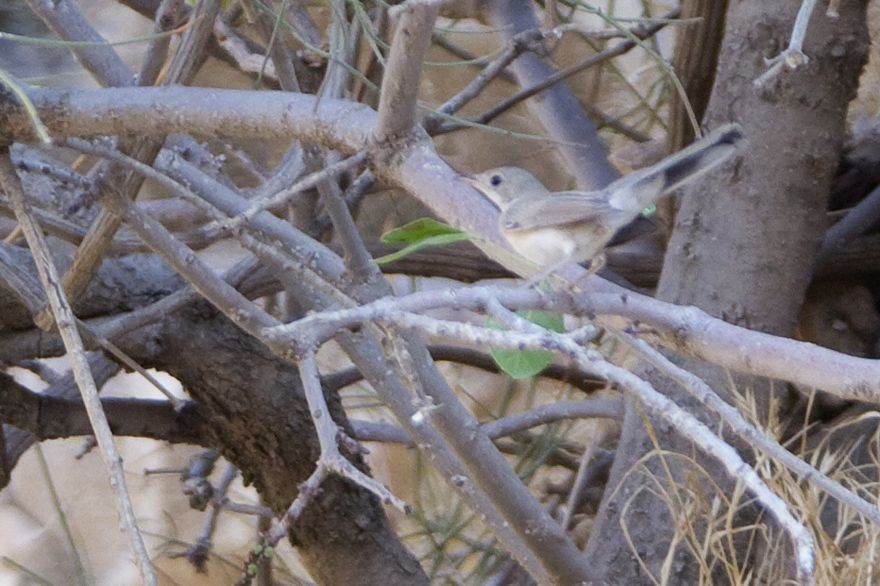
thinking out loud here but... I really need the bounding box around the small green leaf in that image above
[380,218,467,244]
[375,218,476,265]
[518,309,564,333]
[490,346,554,380]
[488,310,564,379]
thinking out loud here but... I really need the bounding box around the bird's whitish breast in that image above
[505,227,577,266]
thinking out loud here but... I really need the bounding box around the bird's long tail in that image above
[608,123,744,213]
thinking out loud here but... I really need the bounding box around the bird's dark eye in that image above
[490,174,503,186]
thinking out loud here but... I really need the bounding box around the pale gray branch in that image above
[0,149,157,586]
[375,0,441,141]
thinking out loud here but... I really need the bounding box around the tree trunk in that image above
[584,1,870,583]
[0,243,428,586]
[146,302,429,585]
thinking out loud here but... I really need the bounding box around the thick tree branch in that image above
[0,372,205,445]
[2,84,879,397]
[375,0,440,141]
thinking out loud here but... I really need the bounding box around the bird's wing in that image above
[501,193,620,231]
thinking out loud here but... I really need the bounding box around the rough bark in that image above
[584,1,871,583]
[0,245,428,585]
[667,0,729,153]
[658,0,729,236]
[147,302,427,586]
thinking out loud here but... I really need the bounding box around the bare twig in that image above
[24,0,134,87]
[430,30,515,82]
[375,0,441,141]
[481,399,622,438]
[213,151,367,231]
[561,426,612,531]
[0,149,157,586]
[213,18,279,82]
[471,10,679,133]
[265,351,409,545]
[612,329,880,527]
[348,397,621,445]
[248,0,301,92]
[382,309,817,582]
[99,185,277,337]
[422,27,549,132]
[164,0,220,83]
[75,319,184,409]
[305,2,378,281]
[754,0,816,87]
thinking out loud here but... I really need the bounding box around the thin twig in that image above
[348,397,621,445]
[754,0,816,88]
[265,351,409,545]
[430,30,515,82]
[0,149,157,586]
[560,426,612,531]
[213,152,367,232]
[99,184,277,337]
[213,18,279,82]
[422,27,549,132]
[471,11,679,129]
[384,308,817,582]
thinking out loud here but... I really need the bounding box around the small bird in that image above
[469,123,744,280]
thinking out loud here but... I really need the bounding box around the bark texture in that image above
[0,245,428,586]
[584,1,870,583]
[667,0,729,153]
[147,302,427,586]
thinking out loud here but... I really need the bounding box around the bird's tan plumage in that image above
[469,124,744,277]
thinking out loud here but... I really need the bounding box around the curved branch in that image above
[3,85,879,412]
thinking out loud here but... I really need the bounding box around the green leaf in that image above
[380,218,467,243]
[488,310,564,379]
[489,346,553,380]
[375,218,476,264]
[518,309,565,333]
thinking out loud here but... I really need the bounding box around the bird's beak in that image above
[464,175,485,194]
